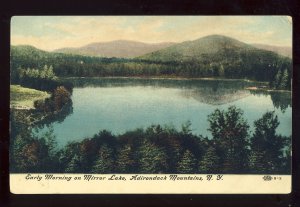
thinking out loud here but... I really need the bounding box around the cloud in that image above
[11,16,292,51]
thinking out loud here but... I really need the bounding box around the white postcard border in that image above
[10,174,291,194]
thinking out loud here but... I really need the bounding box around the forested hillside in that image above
[11,35,292,90]
[138,35,292,89]
[251,43,292,58]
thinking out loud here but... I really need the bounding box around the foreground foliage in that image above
[10,106,291,174]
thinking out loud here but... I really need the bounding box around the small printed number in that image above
[263,176,282,181]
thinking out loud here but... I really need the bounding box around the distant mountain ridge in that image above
[251,44,292,58]
[54,40,175,58]
[11,34,292,90]
[138,35,289,62]
[14,35,292,60]
[138,35,262,62]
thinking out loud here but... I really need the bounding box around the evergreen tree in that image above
[250,111,288,173]
[281,139,291,174]
[43,126,57,157]
[177,150,197,173]
[279,68,289,89]
[208,106,250,173]
[116,144,135,173]
[274,69,282,89]
[11,134,31,172]
[91,144,115,173]
[138,140,168,173]
[198,145,220,173]
[249,150,267,173]
[65,154,82,173]
[181,120,192,135]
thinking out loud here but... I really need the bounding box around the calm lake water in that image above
[35,78,292,147]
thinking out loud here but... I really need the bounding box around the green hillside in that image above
[139,35,255,62]
[137,35,292,89]
[10,35,292,90]
[138,35,286,63]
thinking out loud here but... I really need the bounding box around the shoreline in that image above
[10,77,291,112]
[60,76,268,84]
[60,76,291,92]
[245,86,291,93]
[10,85,51,110]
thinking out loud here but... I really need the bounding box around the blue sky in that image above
[11,16,292,51]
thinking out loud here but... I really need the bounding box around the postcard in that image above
[9,16,292,194]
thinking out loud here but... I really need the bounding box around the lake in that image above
[34,78,292,147]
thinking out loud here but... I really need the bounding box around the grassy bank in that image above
[10,85,50,109]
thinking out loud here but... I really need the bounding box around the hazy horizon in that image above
[11,39,178,51]
[11,16,292,51]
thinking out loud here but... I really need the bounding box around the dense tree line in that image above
[11,45,292,90]
[10,62,74,124]
[10,106,291,174]
[12,64,73,92]
[10,63,74,130]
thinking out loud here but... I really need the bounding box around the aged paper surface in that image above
[10,174,291,194]
[10,16,292,194]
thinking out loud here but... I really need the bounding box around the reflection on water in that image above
[249,90,292,113]
[63,77,261,89]
[34,101,74,129]
[181,88,250,105]
[36,78,291,147]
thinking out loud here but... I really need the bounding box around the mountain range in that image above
[50,35,291,59]
[138,35,292,63]
[54,40,175,58]
[11,34,292,90]
[139,35,254,62]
